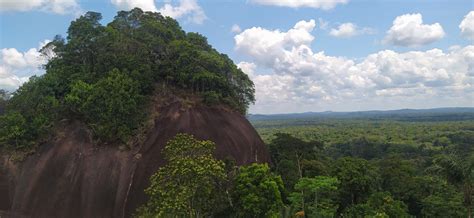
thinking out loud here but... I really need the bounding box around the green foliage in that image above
[377,157,417,201]
[66,69,144,143]
[421,194,465,217]
[254,119,474,217]
[289,176,339,217]
[137,133,226,217]
[428,153,474,217]
[0,76,60,149]
[421,183,467,217]
[343,192,408,218]
[0,89,8,114]
[268,133,326,191]
[332,157,380,210]
[202,91,221,106]
[2,8,255,150]
[366,192,409,217]
[0,112,28,149]
[232,163,285,218]
[254,119,474,148]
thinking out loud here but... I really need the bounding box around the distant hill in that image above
[247,107,474,122]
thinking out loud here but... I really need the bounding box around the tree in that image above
[429,153,473,217]
[343,192,409,218]
[377,157,416,200]
[2,76,60,149]
[331,157,380,211]
[0,89,8,114]
[0,112,27,149]
[137,133,227,217]
[289,176,339,217]
[269,133,326,191]
[421,183,466,217]
[232,163,285,217]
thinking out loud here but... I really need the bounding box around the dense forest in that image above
[0,8,254,150]
[252,117,474,217]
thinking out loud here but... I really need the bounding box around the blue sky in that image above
[1,0,473,113]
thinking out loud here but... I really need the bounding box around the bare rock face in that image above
[0,102,269,217]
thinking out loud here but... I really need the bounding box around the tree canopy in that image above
[138,133,226,217]
[232,163,285,217]
[0,8,255,149]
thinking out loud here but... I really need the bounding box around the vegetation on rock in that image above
[137,133,227,217]
[138,134,283,218]
[0,8,255,149]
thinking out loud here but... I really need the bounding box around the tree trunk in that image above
[296,153,304,216]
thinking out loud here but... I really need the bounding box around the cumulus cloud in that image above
[0,40,51,90]
[235,21,473,113]
[159,0,206,24]
[235,19,316,67]
[110,0,206,24]
[0,0,80,15]
[231,24,242,33]
[329,22,375,38]
[249,0,348,10]
[111,0,157,11]
[459,11,474,40]
[383,13,445,47]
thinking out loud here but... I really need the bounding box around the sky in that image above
[0,0,473,114]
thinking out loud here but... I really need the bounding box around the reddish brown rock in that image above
[0,102,269,217]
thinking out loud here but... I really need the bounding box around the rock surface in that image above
[0,102,269,217]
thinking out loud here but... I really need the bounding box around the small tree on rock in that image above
[137,133,226,217]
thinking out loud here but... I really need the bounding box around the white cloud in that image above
[329,22,375,38]
[0,66,30,90]
[235,21,474,113]
[231,24,242,33]
[459,11,474,40]
[0,40,51,90]
[237,61,256,77]
[111,0,206,24]
[159,0,206,24]
[250,0,348,10]
[383,13,445,47]
[0,0,80,15]
[318,18,329,30]
[0,0,44,11]
[235,19,315,67]
[330,23,357,38]
[111,0,157,11]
